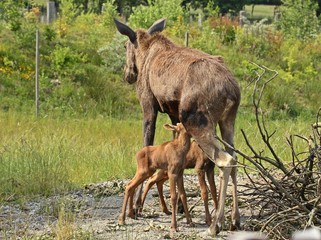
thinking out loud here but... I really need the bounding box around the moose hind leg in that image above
[219,119,240,231]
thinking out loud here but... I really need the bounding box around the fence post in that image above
[198,12,202,29]
[185,32,189,47]
[35,29,39,117]
[239,10,246,27]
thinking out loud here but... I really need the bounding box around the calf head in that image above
[114,18,166,84]
[163,123,188,139]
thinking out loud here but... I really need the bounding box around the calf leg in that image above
[141,170,170,215]
[177,172,193,226]
[136,110,158,212]
[119,173,148,225]
[168,172,178,232]
[206,165,218,210]
[197,169,211,226]
[156,176,171,215]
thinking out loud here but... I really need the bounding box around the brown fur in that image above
[115,18,241,235]
[140,140,218,226]
[118,123,193,232]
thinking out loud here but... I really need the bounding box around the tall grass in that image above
[0,111,175,201]
[0,110,314,201]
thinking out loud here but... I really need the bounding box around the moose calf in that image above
[140,140,218,226]
[119,123,193,232]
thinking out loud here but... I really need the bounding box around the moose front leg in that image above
[134,110,158,213]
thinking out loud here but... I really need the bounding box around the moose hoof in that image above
[118,218,125,225]
[127,208,137,219]
[205,218,212,226]
[208,223,221,236]
[229,221,241,231]
[163,209,172,215]
[188,221,195,227]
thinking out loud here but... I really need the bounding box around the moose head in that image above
[114,18,166,84]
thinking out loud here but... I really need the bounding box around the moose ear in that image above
[114,18,137,44]
[163,123,175,131]
[148,18,166,35]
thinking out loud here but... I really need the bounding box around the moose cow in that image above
[114,18,241,235]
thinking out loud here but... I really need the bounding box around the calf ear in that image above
[148,18,166,35]
[163,123,175,131]
[114,18,137,44]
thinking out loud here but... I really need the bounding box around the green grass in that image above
[0,110,314,202]
[0,111,174,201]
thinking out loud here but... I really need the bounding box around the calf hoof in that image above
[118,218,125,225]
[163,209,172,215]
[127,208,136,219]
[169,228,179,239]
[133,208,142,217]
[170,223,178,233]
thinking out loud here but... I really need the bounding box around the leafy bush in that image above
[0,0,24,31]
[129,0,184,28]
[277,0,320,41]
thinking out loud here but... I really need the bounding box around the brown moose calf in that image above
[140,140,218,226]
[118,123,193,232]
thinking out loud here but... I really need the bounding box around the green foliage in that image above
[129,0,184,28]
[204,0,220,17]
[98,33,126,73]
[0,0,24,31]
[59,0,78,25]
[278,0,320,40]
[101,0,118,27]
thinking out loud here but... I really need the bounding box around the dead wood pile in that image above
[221,64,321,240]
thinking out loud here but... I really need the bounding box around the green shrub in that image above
[278,0,320,41]
[129,0,184,28]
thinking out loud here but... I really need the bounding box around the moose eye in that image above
[123,44,126,49]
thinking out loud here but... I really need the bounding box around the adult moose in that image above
[114,18,241,235]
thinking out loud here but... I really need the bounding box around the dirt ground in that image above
[0,174,252,240]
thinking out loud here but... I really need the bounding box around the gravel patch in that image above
[0,174,249,239]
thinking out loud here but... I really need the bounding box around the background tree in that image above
[278,0,320,40]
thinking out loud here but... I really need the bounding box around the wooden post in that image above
[185,32,189,47]
[198,12,202,29]
[35,29,39,117]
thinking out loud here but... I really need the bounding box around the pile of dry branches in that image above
[222,64,321,239]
